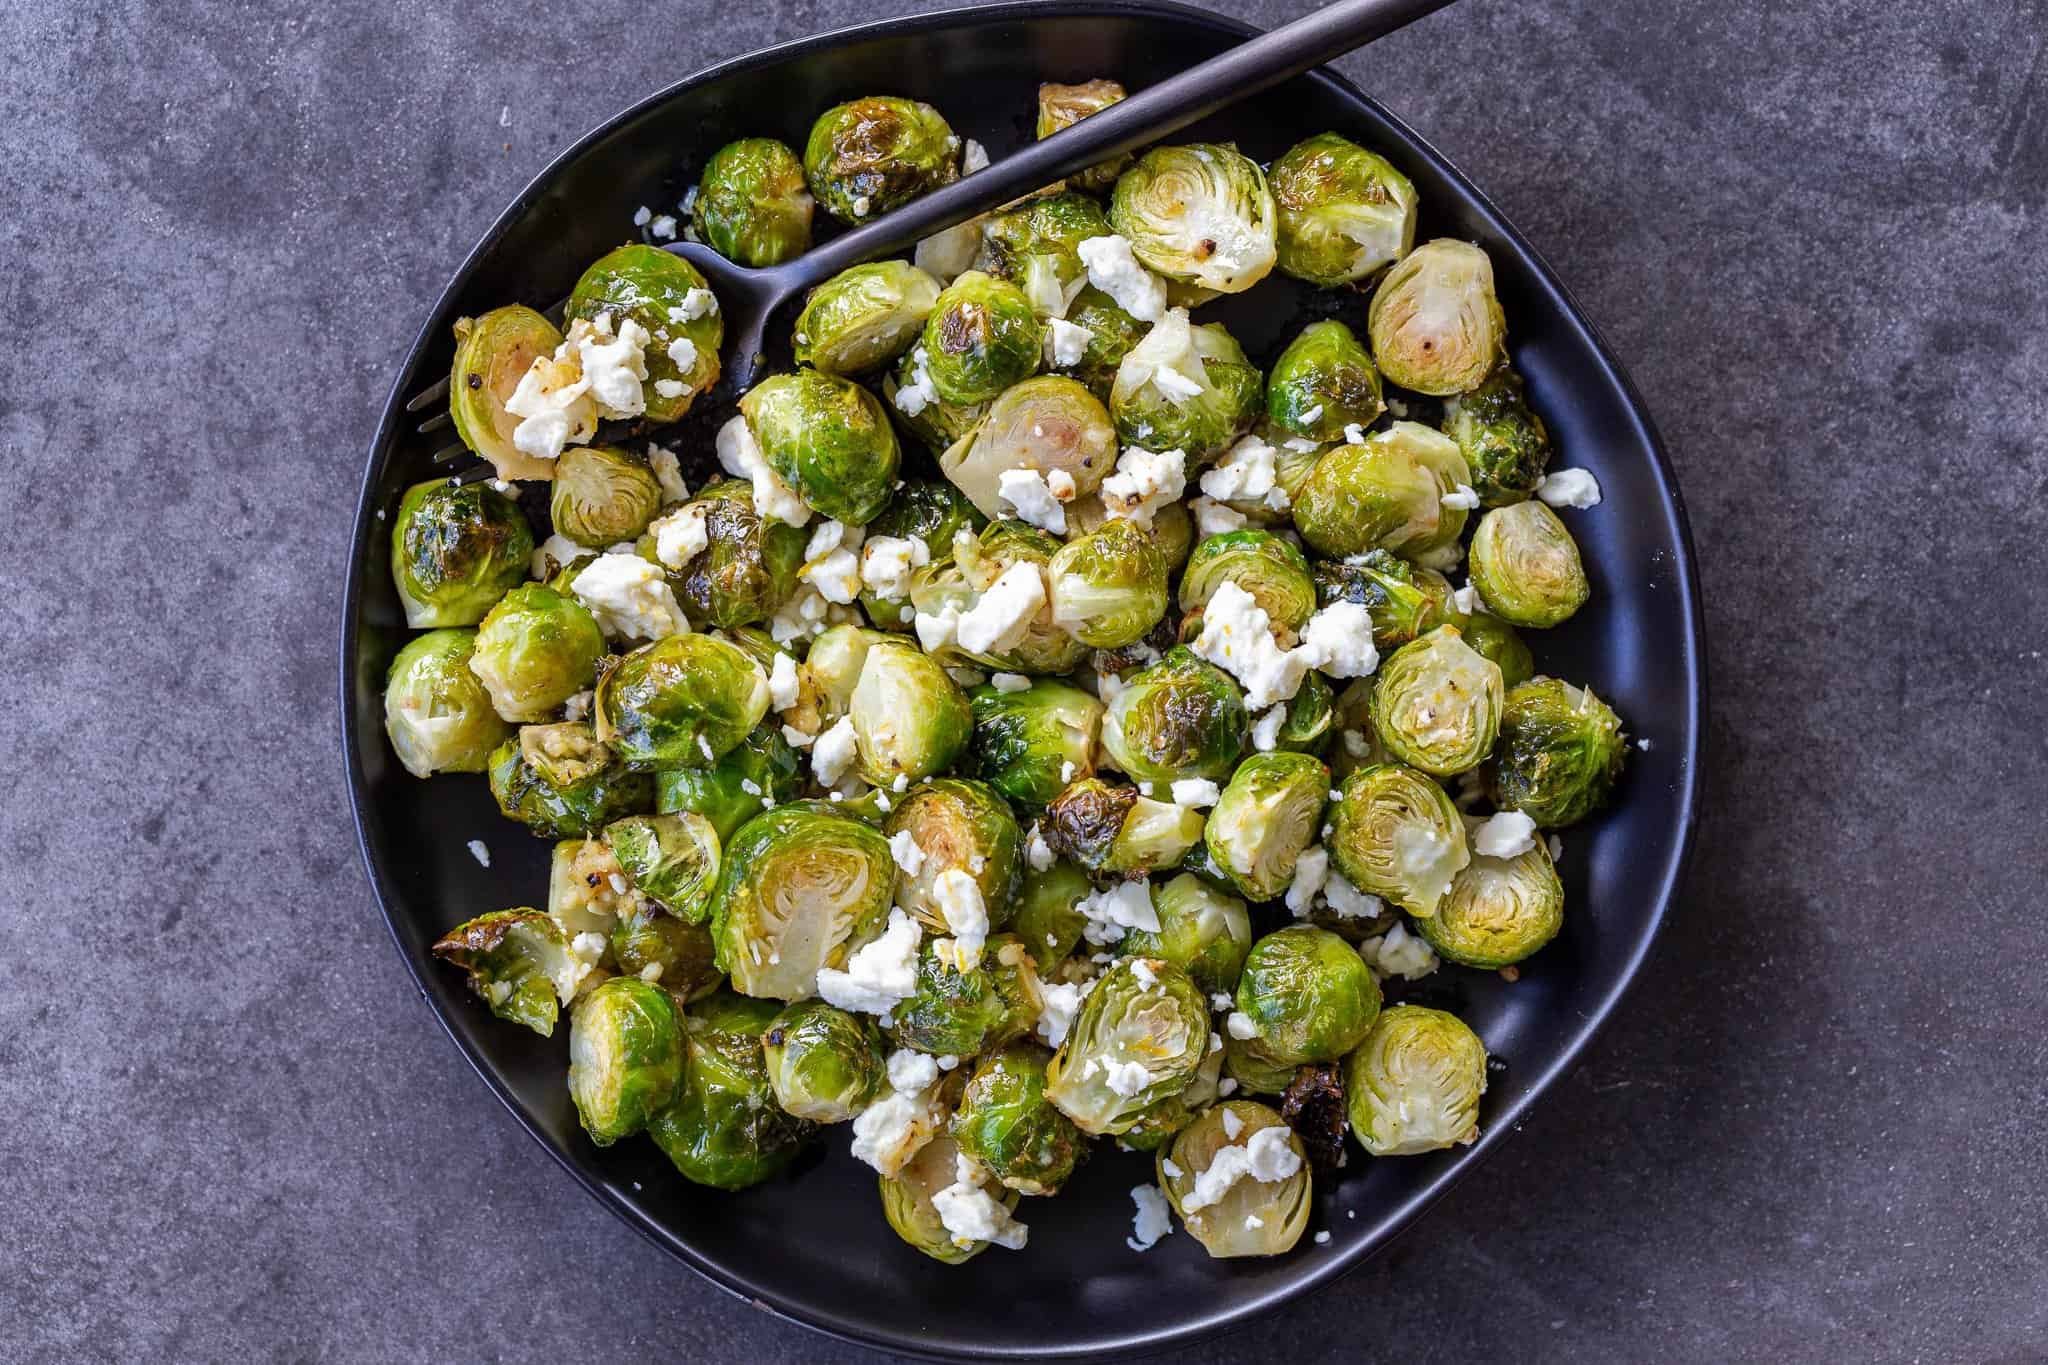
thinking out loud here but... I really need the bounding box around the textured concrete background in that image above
[4,0,2045,1360]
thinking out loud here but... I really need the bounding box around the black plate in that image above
[340,3,1706,1357]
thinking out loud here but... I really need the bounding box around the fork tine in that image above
[428,440,470,465]
[447,464,499,487]
[416,410,452,435]
[405,376,450,412]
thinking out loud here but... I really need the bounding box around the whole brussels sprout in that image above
[709,807,896,1000]
[1266,321,1385,443]
[967,679,1103,806]
[655,478,806,629]
[1110,143,1277,293]
[1442,364,1551,506]
[1314,549,1461,652]
[568,976,684,1146]
[1419,829,1565,968]
[1222,1033,1302,1097]
[889,935,1041,1057]
[1367,238,1505,396]
[1056,286,1149,401]
[976,192,1113,319]
[391,478,532,628]
[1234,924,1381,1067]
[885,778,1023,934]
[885,343,991,454]
[1469,500,1590,628]
[1328,762,1470,917]
[1108,309,1263,461]
[1047,519,1169,649]
[941,376,1116,521]
[1157,1100,1311,1258]
[383,628,512,777]
[609,902,721,1003]
[1457,611,1536,690]
[547,835,639,938]
[1370,626,1505,777]
[468,584,606,723]
[1180,530,1317,638]
[1343,1003,1487,1155]
[1044,957,1211,1135]
[595,634,771,770]
[564,244,723,423]
[651,991,816,1188]
[795,261,942,376]
[487,723,651,838]
[1485,677,1628,827]
[921,271,1044,404]
[763,999,886,1123]
[603,812,720,922]
[848,641,973,786]
[1011,861,1092,974]
[952,1041,1085,1194]
[448,306,572,482]
[1042,778,1206,878]
[740,370,901,526]
[880,1133,1018,1263]
[550,445,664,551]
[1122,873,1252,996]
[1269,132,1418,287]
[654,723,801,844]
[1101,646,1249,784]
[694,137,815,268]
[1204,752,1331,902]
[1292,422,1467,560]
[432,908,579,1036]
[1035,79,1132,192]
[804,96,960,224]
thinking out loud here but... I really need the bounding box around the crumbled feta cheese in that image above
[1537,468,1603,509]
[1127,1184,1173,1251]
[859,535,928,601]
[892,344,940,417]
[649,214,677,239]
[1192,582,1311,709]
[956,562,1046,654]
[1283,436,1321,454]
[1452,583,1480,615]
[1130,958,1159,988]
[767,652,800,712]
[1297,404,1324,425]
[671,287,719,322]
[653,379,685,399]
[1100,445,1188,526]
[1296,600,1380,679]
[810,716,859,788]
[1360,921,1440,981]
[932,868,989,967]
[1076,880,1159,946]
[664,335,698,378]
[1076,235,1167,322]
[574,313,652,420]
[1343,423,1367,445]
[932,1177,1029,1250]
[639,962,664,983]
[888,830,927,879]
[1286,846,1330,916]
[1548,834,1564,860]
[997,468,1068,535]
[817,909,924,1015]
[1178,1123,1302,1212]
[962,138,990,173]
[650,503,710,570]
[1321,869,1383,920]
[1025,823,1056,872]
[1035,981,1085,1048]
[466,839,490,867]
[632,205,653,227]
[913,604,961,652]
[1045,316,1093,367]
[562,690,593,722]
[849,1085,938,1176]
[1473,809,1538,858]
[1314,1230,1332,1245]
[887,1048,939,1094]
[570,553,688,641]
[770,583,837,645]
[804,546,864,605]
[1251,705,1286,752]
[1226,1011,1259,1041]
[646,442,689,504]
[1637,737,1653,751]
[1200,435,1289,512]
[1060,759,1078,782]
[531,532,583,579]
[1171,777,1220,808]
[937,1054,960,1071]
[504,334,597,461]
[739,778,762,797]
[1150,364,1205,401]
[1441,483,1481,511]
[1103,1059,1153,1097]
[717,415,811,527]
[1191,496,1249,537]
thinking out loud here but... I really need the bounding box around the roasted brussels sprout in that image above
[1485,677,1628,827]
[603,812,720,921]
[568,976,684,1146]
[885,778,1023,936]
[1420,829,1564,968]
[1120,1037,1224,1153]
[448,306,572,482]
[564,244,723,423]
[1343,1003,1487,1155]
[1056,286,1149,400]
[654,723,801,844]
[790,622,887,734]
[977,191,1114,318]
[1367,239,1505,396]
[1269,132,1418,287]
[740,370,901,526]
[608,901,721,1001]
[595,634,770,770]
[912,522,1087,676]
[1047,519,1169,649]
[940,376,1115,521]
[952,1042,1085,1194]
[1312,549,1461,652]
[1468,500,1590,628]
[547,835,639,937]
[886,343,991,454]
[889,935,1040,1057]
[1233,924,1380,1067]
[1369,626,1505,777]
[654,478,806,629]
[391,478,532,628]
[1328,763,1470,917]
[432,908,580,1036]
[488,722,652,838]
[1204,752,1330,902]
[695,137,815,268]
[1044,957,1211,1136]
[1266,670,1337,756]
[967,679,1103,806]
[1035,79,1131,192]
[1110,144,1277,293]
[550,445,663,550]
[651,991,816,1187]
[1043,778,1207,878]
[709,806,896,999]
[795,261,942,376]
[1101,646,1249,784]
[845,640,973,787]
[880,1133,1020,1263]
[1123,873,1252,996]
[1180,530,1317,638]
[1011,861,1093,974]
[383,628,513,777]
[1457,611,1536,690]
[1222,1033,1301,1098]
[1109,309,1263,461]
[804,96,960,224]
[1442,364,1551,506]
[921,271,1044,404]
[1292,422,1468,560]
[1265,321,1385,444]
[763,999,886,1122]
[1157,1100,1311,1258]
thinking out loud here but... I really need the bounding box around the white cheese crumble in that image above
[1441,483,1481,511]
[562,690,593,722]
[888,830,927,878]
[1360,921,1440,981]
[632,205,652,227]
[849,1084,938,1176]
[650,503,710,570]
[466,839,490,867]
[956,562,1046,654]
[504,334,598,461]
[1045,316,1094,367]
[980,671,1028,695]
[1285,846,1330,916]
[1296,600,1380,679]
[1102,1059,1153,1097]
[1452,583,1480,616]
[997,467,1068,535]
[1250,705,1286,752]
[932,868,989,968]
[671,287,719,322]
[886,1048,939,1095]
[1035,980,1085,1048]
[1171,778,1220,808]
[717,415,811,527]
[810,715,859,789]
[1128,1184,1173,1251]
[1191,582,1311,709]
[914,604,961,652]
[1225,1011,1259,1041]
[891,344,940,417]
[1472,809,1539,858]
[859,535,928,601]
[932,1175,1029,1251]
[1537,467,1603,509]
[816,909,924,1015]
[664,335,698,381]
[1100,445,1188,526]
[1191,496,1249,538]
[575,313,652,421]
[1179,1124,1303,1212]
[1343,423,1367,445]
[766,652,801,712]
[646,442,689,504]
[1076,879,1159,946]
[1025,823,1056,872]
[1151,364,1205,401]
[649,214,677,239]
[1322,869,1383,920]
[1314,1230,1332,1245]
[570,552,687,641]
[962,138,990,173]
[1076,234,1167,322]
[1200,434,1291,512]
[532,532,584,579]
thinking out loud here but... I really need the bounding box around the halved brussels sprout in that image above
[547,836,640,942]
[391,478,532,628]
[1108,309,1263,461]
[976,192,1113,319]
[568,976,684,1145]
[763,999,886,1122]
[1056,286,1148,401]
[1035,79,1131,192]
[1468,500,1590,628]
[1122,873,1252,996]
[1328,763,1470,917]
[889,935,1041,1057]
[709,806,896,1000]
[654,723,801,844]
[1292,421,1465,560]
[1420,830,1564,968]
[652,478,806,630]
[1047,519,1169,649]
[1485,677,1627,827]
[595,634,770,770]
[1270,131,1418,287]
[603,812,720,921]
[952,1041,1084,1194]
[651,991,816,1187]
[1011,861,1093,975]
[1314,549,1459,652]
[695,137,815,268]
[795,261,943,376]
[886,344,992,454]
[448,306,571,481]
[550,445,663,550]
[383,628,513,777]
[1343,1003,1487,1155]
[1110,144,1277,293]
[884,778,1023,934]
[609,901,721,1002]
[1101,646,1249,784]
[940,376,1116,520]
[1204,752,1330,902]
[1121,1036,1225,1153]
[804,96,960,224]
[1265,321,1385,444]
[1369,626,1505,777]
[470,581,609,724]
[489,722,652,838]
[1044,957,1211,1135]
[967,679,1103,806]
[740,371,901,526]
[1042,778,1206,878]
[1234,924,1381,1067]
[880,1133,1018,1263]
[921,271,1044,404]
[847,641,974,787]
[1157,1100,1311,1258]
[1457,611,1536,691]
[564,244,722,423]
[1442,363,1551,506]
[432,908,579,1036]
[1367,238,1505,396]
[1180,530,1317,639]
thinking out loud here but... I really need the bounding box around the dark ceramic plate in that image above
[340,2,1705,1357]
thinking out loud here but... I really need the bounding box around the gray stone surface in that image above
[3,0,2045,1360]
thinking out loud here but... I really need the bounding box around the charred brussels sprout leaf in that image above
[470,584,606,723]
[1234,925,1381,1067]
[609,902,721,1002]
[568,977,685,1145]
[795,261,942,376]
[391,478,532,628]
[709,807,896,1000]
[1292,422,1467,560]
[564,244,723,423]
[967,679,1103,806]
[448,306,572,482]
[952,1041,1085,1194]
[1420,831,1565,968]
[603,812,720,922]
[921,271,1044,405]
[1044,957,1211,1135]
[1328,762,1470,917]
[1035,79,1132,192]
[885,778,1023,934]
[694,137,815,268]
[941,376,1116,521]
[1110,144,1277,293]
[1043,778,1206,878]
[888,936,1041,1057]
[1485,677,1628,827]
[1442,364,1551,506]
[1180,529,1317,637]
[1266,321,1385,443]
[1367,238,1505,396]
[804,96,960,224]
[651,991,816,1188]
[1101,646,1249,784]
[661,478,806,629]
[595,634,771,770]
[1452,610,1535,690]
[1270,671,1337,756]
[976,192,1113,319]
[1048,518,1169,648]
[1343,1003,1487,1156]
[1469,500,1590,628]
[1269,132,1417,287]
[1157,1100,1311,1258]
[763,999,886,1122]
[383,628,513,777]
[489,722,652,838]
[850,641,974,786]
[1123,873,1253,997]
[432,908,580,1036]
[1279,1062,1349,1173]
[1108,308,1263,462]
[1369,626,1505,777]
[880,1133,1019,1263]
[654,723,801,845]
[1204,752,1330,902]
[740,370,901,525]
[550,445,663,549]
